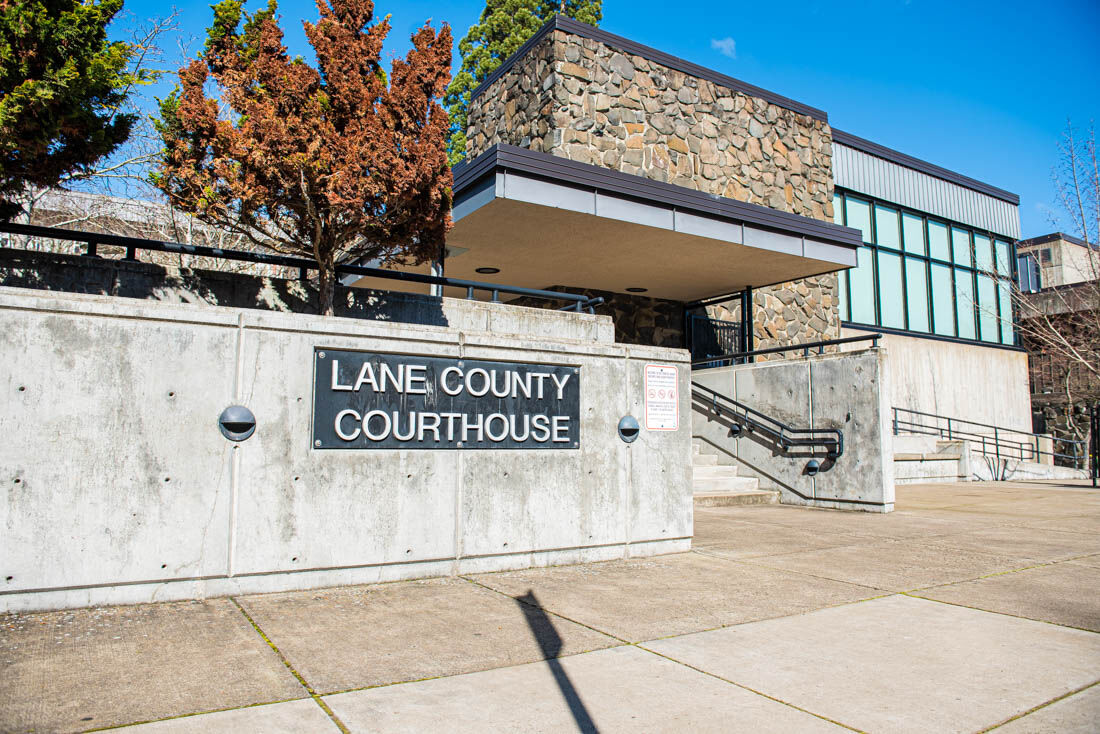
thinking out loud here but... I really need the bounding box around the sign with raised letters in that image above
[312,349,580,449]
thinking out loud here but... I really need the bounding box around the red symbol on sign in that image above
[657,389,665,399]
[648,389,656,399]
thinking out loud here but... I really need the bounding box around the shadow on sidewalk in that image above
[515,590,599,733]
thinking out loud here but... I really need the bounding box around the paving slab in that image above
[994,683,1100,733]
[714,504,991,538]
[113,699,338,733]
[1017,515,1100,535]
[0,598,303,734]
[743,537,1034,591]
[470,552,878,642]
[691,517,867,558]
[1068,554,1100,569]
[913,561,1100,632]
[235,577,619,695]
[325,644,846,733]
[645,595,1100,734]
[915,525,1100,564]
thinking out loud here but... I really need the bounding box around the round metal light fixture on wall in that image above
[475,267,500,274]
[617,415,640,443]
[219,405,256,442]
[625,287,648,293]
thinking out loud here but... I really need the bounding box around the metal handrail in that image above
[0,222,605,313]
[692,381,843,459]
[892,406,1088,469]
[692,333,882,367]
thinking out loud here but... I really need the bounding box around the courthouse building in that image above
[376,15,1029,433]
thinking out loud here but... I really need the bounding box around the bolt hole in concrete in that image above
[164,477,170,482]
[160,564,166,569]
[5,576,12,581]
[168,391,175,397]
[292,557,298,562]
[293,476,299,481]
[17,385,24,391]
[13,478,20,484]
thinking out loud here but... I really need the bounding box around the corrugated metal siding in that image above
[833,144,1020,239]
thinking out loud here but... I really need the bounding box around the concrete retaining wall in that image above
[691,348,893,511]
[0,287,691,612]
[843,327,1031,432]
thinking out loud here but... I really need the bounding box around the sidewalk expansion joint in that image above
[228,597,350,734]
[900,593,1100,634]
[977,678,1100,732]
[636,644,864,733]
[83,698,305,732]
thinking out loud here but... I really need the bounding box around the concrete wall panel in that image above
[0,288,691,611]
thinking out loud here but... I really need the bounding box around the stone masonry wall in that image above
[467,28,841,350]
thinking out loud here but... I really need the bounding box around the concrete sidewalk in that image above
[3,480,1099,733]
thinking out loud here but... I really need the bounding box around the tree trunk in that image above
[318,258,336,316]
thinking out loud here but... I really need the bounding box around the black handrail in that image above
[692,333,882,367]
[692,381,843,459]
[892,406,1088,470]
[0,222,605,313]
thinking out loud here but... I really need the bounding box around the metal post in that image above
[994,427,1000,467]
[1091,403,1098,487]
[84,238,98,258]
[946,418,952,440]
[741,287,754,363]
[466,286,474,300]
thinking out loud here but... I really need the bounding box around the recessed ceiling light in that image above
[475,267,500,274]
[625,287,648,293]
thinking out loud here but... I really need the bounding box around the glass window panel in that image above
[955,271,976,339]
[902,213,926,255]
[877,250,904,328]
[837,270,849,321]
[833,193,843,225]
[905,258,930,332]
[998,280,1015,344]
[995,239,1012,274]
[931,263,955,336]
[977,274,998,342]
[874,204,900,249]
[928,220,950,261]
[846,196,872,243]
[974,233,993,273]
[849,246,876,324]
[952,226,973,267]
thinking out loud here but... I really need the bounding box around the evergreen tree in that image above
[0,0,151,219]
[444,0,601,165]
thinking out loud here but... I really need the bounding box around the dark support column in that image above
[740,287,754,363]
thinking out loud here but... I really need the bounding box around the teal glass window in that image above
[931,263,954,336]
[994,239,1012,275]
[998,280,1015,344]
[902,213,926,255]
[955,272,976,339]
[977,275,998,342]
[849,246,876,324]
[877,251,905,328]
[874,205,900,249]
[952,226,973,267]
[905,258,929,332]
[928,221,950,261]
[833,193,844,225]
[974,233,993,273]
[846,197,872,243]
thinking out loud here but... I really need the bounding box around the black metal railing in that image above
[691,333,882,368]
[0,222,605,313]
[688,314,742,367]
[892,406,1089,470]
[692,381,843,459]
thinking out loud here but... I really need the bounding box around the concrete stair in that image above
[692,441,778,507]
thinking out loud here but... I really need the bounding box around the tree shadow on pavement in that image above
[515,590,599,734]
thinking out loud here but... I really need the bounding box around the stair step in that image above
[694,489,779,507]
[692,464,739,479]
[693,475,759,493]
[691,452,719,467]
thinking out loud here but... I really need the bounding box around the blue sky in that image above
[118,0,1099,238]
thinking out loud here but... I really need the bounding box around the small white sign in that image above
[645,364,679,431]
